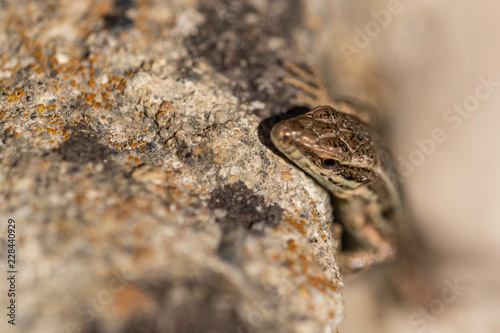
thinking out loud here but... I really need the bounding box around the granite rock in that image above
[0,1,343,332]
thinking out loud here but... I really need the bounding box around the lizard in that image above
[271,62,406,274]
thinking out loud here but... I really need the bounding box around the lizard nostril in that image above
[270,121,291,141]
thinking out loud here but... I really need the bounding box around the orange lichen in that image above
[0,44,152,158]
[286,218,308,235]
[192,146,203,155]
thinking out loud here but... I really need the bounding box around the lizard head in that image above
[270,106,378,194]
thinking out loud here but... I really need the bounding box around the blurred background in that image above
[302,0,500,332]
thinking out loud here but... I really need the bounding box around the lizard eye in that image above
[322,159,338,169]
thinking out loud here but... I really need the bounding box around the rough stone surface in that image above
[0,1,344,332]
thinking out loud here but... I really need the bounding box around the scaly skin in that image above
[271,103,405,273]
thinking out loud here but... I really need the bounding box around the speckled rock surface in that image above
[0,1,343,332]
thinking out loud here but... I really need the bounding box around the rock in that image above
[0,1,343,332]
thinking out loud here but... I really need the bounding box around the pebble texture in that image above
[0,1,344,332]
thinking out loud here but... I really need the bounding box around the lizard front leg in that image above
[334,197,397,273]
